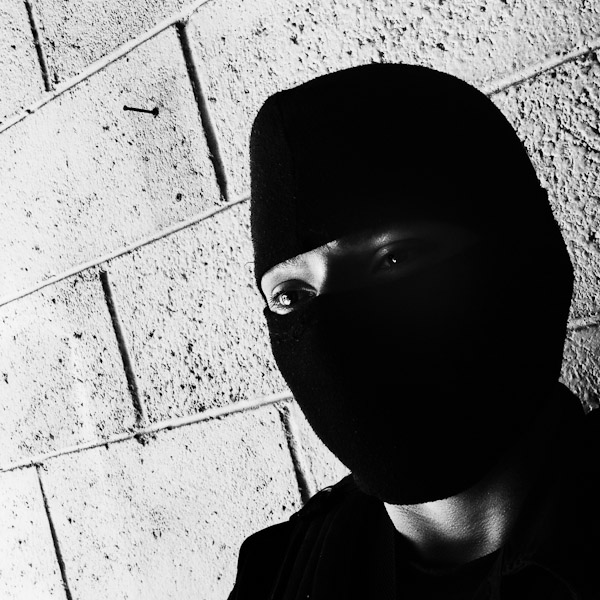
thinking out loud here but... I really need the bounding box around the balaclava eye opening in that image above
[250,63,574,504]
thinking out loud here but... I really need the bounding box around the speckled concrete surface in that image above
[41,406,300,599]
[563,326,600,411]
[0,467,66,599]
[32,0,192,84]
[1,1,599,597]
[493,53,600,320]
[0,269,134,466]
[0,2,44,122]
[188,0,600,199]
[0,27,219,300]
[105,202,287,421]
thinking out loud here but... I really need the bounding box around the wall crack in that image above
[36,466,74,600]
[24,0,52,92]
[277,403,315,505]
[177,21,229,202]
[100,270,150,443]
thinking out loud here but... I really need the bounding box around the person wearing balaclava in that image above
[227,64,600,599]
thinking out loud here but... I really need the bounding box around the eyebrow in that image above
[277,254,310,269]
[262,251,316,285]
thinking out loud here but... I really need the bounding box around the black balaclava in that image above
[250,63,573,505]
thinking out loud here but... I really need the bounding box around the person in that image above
[227,63,600,599]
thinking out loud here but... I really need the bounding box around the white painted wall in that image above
[1,1,598,597]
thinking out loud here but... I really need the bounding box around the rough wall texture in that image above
[0,1,598,598]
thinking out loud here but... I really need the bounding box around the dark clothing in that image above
[228,385,600,599]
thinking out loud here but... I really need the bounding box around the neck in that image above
[384,390,561,567]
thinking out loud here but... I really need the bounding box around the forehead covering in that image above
[250,63,565,285]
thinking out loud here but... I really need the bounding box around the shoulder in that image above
[553,388,600,547]
[557,384,600,463]
[551,396,600,596]
[228,475,355,599]
[238,474,355,554]
[575,398,600,474]
[577,406,600,496]
[292,474,357,521]
[583,405,600,430]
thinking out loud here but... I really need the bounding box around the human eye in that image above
[268,283,316,315]
[372,240,432,274]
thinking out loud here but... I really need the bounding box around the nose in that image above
[318,252,369,296]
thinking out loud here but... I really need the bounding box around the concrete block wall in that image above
[0,0,598,597]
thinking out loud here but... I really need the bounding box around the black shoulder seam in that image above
[291,474,355,522]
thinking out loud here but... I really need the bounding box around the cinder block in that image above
[106,201,287,421]
[0,27,219,300]
[188,0,600,199]
[562,326,600,412]
[492,53,600,320]
[0,270,134,467]
[0,2,44,122]
[33,0,190,83]
[41,406,301,600]
[0,467,66,600]
[287,401,350,495]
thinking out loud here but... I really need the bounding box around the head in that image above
[250,63,573,504]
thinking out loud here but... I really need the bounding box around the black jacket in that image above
[228,386,599,599]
